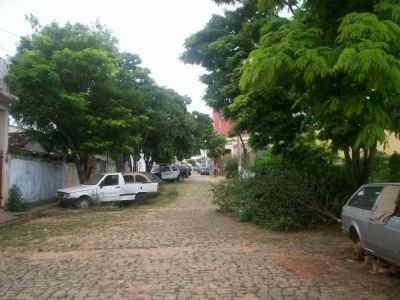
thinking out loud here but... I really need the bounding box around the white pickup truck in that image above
[56,172,159,208]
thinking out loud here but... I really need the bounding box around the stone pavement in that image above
[0,175,399,300]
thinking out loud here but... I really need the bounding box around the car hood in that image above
[57,185,96,194]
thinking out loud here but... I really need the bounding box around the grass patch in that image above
[135,184,179,208]
[0,184,180,247]
[0,210,115,245]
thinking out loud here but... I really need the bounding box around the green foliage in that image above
[8,19,209,178]
[370,152,390,182]
[206,134,227,158]
[212,149,352,231]
[389,152,400,181]
[370,152,400,182]
[7,185,31,212]
[224,155,239,178]
[184,0,400,187]
[211,172,324,231]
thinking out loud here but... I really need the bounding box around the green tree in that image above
[8,22,130,180]
[185,0,400,187]
[206,133,227,158]
[192,111,215,151]
[139,87,199,170]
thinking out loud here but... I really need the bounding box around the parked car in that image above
[57,172,159,208]
[341,183,400,267]
[151,165,161,179]
[199,167,210,175]
[142,172,161,183]
[159,165,183,181]
[178,164,191,178]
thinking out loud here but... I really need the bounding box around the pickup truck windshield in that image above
[83,174,104,185]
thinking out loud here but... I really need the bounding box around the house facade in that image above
[0,58,12,207]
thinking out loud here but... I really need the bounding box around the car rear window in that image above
[348,186,383,210]
[123,175,134,183]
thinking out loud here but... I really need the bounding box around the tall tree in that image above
[185,0,400,187]
[8,22,129,180]
[239,0,400,186]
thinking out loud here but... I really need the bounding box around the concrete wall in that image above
[0,109,8,207]
[0,57,10,207]
[8,156,79,204]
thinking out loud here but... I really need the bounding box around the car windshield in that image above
[83,174,104,185]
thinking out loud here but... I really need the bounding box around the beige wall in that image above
[378,132,400,155]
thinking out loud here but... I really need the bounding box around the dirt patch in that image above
[271,253,329,281]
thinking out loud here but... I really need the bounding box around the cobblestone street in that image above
[0,175,399,300]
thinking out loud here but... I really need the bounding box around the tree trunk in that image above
[75,155,92,184]
[144,157,153,172]
[238,133,248,166]
[343,145,377,188]
[115,155,125,172]
[132,153,137,172]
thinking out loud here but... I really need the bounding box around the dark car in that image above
[178,165,191,178]
[199,167,210,175]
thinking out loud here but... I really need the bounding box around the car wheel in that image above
[78,196,91,209]
[350,227,364,260]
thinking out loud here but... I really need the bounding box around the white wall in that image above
[8,156,79,203]
[0,57,10,207]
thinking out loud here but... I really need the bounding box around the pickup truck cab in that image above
[57,172,159,208]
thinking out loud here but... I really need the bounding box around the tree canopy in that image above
[183,0,400,186]
[8,20,212,180]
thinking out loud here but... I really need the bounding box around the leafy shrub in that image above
[7,185,31,212]
[389,152,400,181]
[370,152,390,182]
[212,147,353,231]
[370,152,400,182]
[224,155,239,178]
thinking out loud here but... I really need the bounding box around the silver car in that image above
[342,183,400,266]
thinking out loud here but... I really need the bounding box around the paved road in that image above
[0,175,398,299]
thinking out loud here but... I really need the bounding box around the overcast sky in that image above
[0,0,233,115]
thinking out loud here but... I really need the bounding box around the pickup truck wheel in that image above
[78,196,91,209]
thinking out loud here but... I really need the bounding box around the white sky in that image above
[0,0,233,115]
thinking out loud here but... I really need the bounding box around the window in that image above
[135,175,148,183]
[348,186,383,210]
[160,166,170,172]
[123,175,134,184]
[101,175,119,187]
[172,166,178,171]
